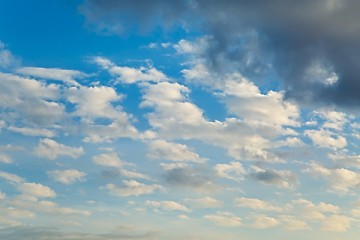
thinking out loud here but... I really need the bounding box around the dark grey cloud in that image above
[249,167,297,189]
[79,0,360,107]
[162,164,217,191]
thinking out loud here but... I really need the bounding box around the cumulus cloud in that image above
[251,215,280,229]
[0,73,63,127]
[94,57,168,83]
[292,198,339,221]
[161,163,217,192]
[305,128,347,149]
[249,166,297,189]
[17,182,56,198]
[147,139,206,163]
[321,215,352,232]
[145,200,191,212]
[0,171,24,184]
[185,197,223,209]
[8,126,56,137]
[94,151,148,180]
[92,152,123,168]
[305,162,360,194]
[47,169,87,185]
[34,138,84,160]
[235,197,283,212]
[204,212,242,227]
[104,180,164,197]
[214,161,246,181]
[16,67,86,86]
[0,42,19,68]
[66,85,139,142]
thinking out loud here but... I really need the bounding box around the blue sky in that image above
[1,1,360,239]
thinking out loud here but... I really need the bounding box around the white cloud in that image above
[0,154,12,164]
[11,199,90,216]
[292,198,340,220]
[0,42,19,68]
[204,212,242,227]
[315,108,348,131]
[92,152,123,168]
[328,153,360,168]
[140,81,285,163]
[47,169,87,184]
[17,182,56,198]
[0,171,24,183]
[220,74,300,127]
[67,85,139,142]
[147,139,206,163]
[214,161,246,181]
[305,162,360,194]
[145,200,191,212]
[305,128,347,149]
[251,215,280,228]
[16,67,86,86]
[185,197,223,209]
[280,215,309,230]
[8,126,56,137]
[321,215,352,232]
[104,180,163,197]
[34,138,84,160]
[235,197,282,212]
[94,57,168,83]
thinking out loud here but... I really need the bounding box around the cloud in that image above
[218,73,300,127]
[249,166,297,189]
[204,212,242,227]
[17,182,56,198]
[80,0,360,107]
[66,85,139,142]
[305,162,360,194]
[161,163,217,192]
[214,161,246,181]
[94,57,168,83]
[47,169,87,185]
[145,200,191,212]
[0,171,24,184]
[321,215,352,232]
[251,215,280,229]
[185,197,223,209]
[8,126,56,137]
[328,153,360,168]
[292,198,339,220]
[0,42,19,68]
[0,73,63,127]
[79,0,189,35]
[92,152,123,168]
[305,128,347,149]
[279,215,309,231]
[94,151,149,180]
[16,67,86,86]
[34,138,84,160]
[104,180,164,197]
[147,139,206,163]
[0,154,12,164]
[235,197,283,212]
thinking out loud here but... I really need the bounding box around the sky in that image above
[1,0,360,239]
